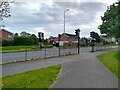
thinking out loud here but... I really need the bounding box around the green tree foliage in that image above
[14,35,38,46]
[14,33,19,36]
[31,34,38,45]
[94,33,101,42]
[98,1,120,38]
[43,39,48,45]
[2,34,38,46]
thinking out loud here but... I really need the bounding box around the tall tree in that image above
[98,1,120,38]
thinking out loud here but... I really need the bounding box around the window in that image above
[8,34,13,38]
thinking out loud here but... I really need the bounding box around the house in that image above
[20,31,31,37]
[0,29,14,41]
[100,34,116,44]
[55,33,78,46]
[48,36,56,43]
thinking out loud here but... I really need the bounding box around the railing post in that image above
[25,49,27,60]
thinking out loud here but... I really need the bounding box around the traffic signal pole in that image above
[75,29,80,54]
[90,31,95,52]
[91,39,94,52]
[78,35,80,54]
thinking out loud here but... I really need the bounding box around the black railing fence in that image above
[2,46,78,64]
[2,43,118,64]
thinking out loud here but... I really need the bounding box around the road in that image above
[2,47,91,64]
[2,46,118,64]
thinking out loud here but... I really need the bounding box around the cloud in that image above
[2,0,117,38]
[29,27,51,37]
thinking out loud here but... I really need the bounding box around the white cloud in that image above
[2,0,118,38]
[29,27,51,37]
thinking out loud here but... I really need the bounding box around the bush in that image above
[14,36,36,46]
[2,40,14,46]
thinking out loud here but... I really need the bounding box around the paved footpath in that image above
[1,50,118,88]
[52,52,118,88]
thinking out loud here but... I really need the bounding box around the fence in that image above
[94,45,119,51]
[2,45,118,64]
[2,47,78,64]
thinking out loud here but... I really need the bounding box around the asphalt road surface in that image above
[2,46,118,64]
[2,47,91,63]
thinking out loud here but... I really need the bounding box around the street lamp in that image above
[64,9,69,34]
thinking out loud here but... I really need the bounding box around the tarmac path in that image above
[1,49,118,88]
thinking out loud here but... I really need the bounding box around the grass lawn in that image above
[1,45,38,52]
[97,51,120,79]
[1,65,61,89]
[1,45,53,52]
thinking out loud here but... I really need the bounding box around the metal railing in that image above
[2,47,77,64]
[94,45,118,51]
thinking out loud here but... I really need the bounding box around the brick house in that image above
[54,33,78,46]
[0,29,14,41]
[48,36,56,43]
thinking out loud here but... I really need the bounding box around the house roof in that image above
[62,33,77,37]
[1,29,13,35]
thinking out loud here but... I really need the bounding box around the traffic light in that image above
[75,29,80,36]
[90,32,92,37]
[38,32,44,39]
[90,31,95,38]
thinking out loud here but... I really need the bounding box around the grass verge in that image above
[97,51,120,79]
[1,65,61,89]
[1,45,53,52]
[1,46,38,52]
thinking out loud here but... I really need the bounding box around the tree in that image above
[14,33,18,36]
[31,34,38,45]
[13,35,38,46]
[0,1,14,22]
[94,33,101,42]
[98,1,119,38]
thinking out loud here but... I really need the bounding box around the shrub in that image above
[2,40,14,46]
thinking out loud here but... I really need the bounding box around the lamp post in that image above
[64,9,69,34]
[63,9,69,46]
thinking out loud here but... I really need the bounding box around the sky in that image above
[0,0,118,38]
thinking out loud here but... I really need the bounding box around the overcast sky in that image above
[1,0,118,38]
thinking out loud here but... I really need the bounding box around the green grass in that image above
[97,51,120,79]
[1,45,53,52]
[1,65,61,89]
[1,45,38,52]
